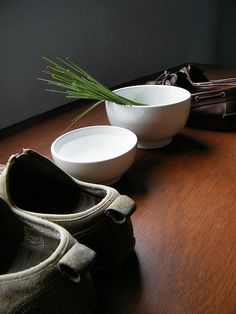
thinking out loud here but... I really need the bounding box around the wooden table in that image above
[1,65,236,314]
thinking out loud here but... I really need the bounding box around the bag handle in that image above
[58,243,96,283]
[105,195,136,224]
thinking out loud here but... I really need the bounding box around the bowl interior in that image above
[114,85,190,106]
[52,126,137,163]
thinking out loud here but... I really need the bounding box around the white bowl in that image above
[51,125,137,184]
[105,85,191,149]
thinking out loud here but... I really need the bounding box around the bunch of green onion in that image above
[38,57,144,125]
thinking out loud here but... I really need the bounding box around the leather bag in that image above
[147,64,236,131]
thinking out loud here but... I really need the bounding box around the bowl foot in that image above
[138,137,173,149]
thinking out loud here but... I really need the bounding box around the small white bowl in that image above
[51,125,137,184]
[105,85,191,149]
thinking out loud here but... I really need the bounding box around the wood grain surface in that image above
[1,65,236,314]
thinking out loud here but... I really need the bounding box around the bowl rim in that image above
[51,125,137,164]
[106,84,191,108]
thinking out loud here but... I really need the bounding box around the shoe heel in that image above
[105,195,136,224]
[58,243,96,283]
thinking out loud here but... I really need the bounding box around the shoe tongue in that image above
[0,198,24,274]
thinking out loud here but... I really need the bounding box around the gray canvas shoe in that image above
[0,149,136,271]
[0,196,96,314]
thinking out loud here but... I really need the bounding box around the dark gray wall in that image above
[215,0,236,66]
[0,0,221,129]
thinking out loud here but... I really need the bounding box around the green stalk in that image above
[38,56,146,126]
[63,101,102,132]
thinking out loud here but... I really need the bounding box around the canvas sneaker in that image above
[0,149,136,271]
[0,196,96,314]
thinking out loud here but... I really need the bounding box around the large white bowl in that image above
[105,85,191,149]
[51,125,137,184]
